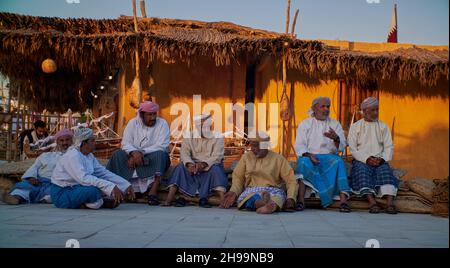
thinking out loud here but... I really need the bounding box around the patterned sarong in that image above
[296,154,350,207]
[237,186,287,210]
[350,160,398,197]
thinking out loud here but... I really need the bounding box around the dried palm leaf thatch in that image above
[0,12,447,112]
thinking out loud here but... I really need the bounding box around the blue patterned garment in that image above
[296,154,350,207]
[168,163,228,199]
[350,160,398,196]
[237,186,287,207]
[10,177,52,203]
[50,184,102,209]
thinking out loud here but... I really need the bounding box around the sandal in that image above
[369,204,381,214]
[199,198,212,208]
[339,202,351,213]
[295,201,305,211]
[147,195,160,206]
[160,201,172,207]
[102,198,120,209]
[174,197,187,207]
[386,205,398,215]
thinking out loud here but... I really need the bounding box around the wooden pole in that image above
[132,0,139,32]
[291,9,299,37]
[140,0,147,18]
[15,86,21,160]
[285,0,291,34]
[280,0,292,157]
[132,0,142,106]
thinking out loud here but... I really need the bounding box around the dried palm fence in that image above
[0,110,85,161]
[0,12,447,112]
[0,109,120,161]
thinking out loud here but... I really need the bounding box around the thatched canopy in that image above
[0,12,448,112]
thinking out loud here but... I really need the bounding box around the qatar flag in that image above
[387,4,398,43]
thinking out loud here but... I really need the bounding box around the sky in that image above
[0,0,448,45]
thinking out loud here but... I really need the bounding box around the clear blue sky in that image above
[0,0,448,45]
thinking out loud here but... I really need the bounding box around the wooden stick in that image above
[132,0,138,32]
[132,0,142,103]
[285,0,291,34]
[140,0,147,18]
[291,9,299,37]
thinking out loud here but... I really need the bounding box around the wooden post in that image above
[15,86,21,160]
[6,116,11,161]
[280,0,291,158]
[285,0,291,34]
[132,0,142,105]
[140,0,147,18]
[67,109,73,129]
[291,9,299,37]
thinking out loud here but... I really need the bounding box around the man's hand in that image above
[366,157,380,167]
[324,128,338,141]
[125,186,135,201]
[131,151,144,167]
[220,192,237,209]
[195,162,208,173]
[324,128,340,148]
[111,186,124,206]
[284,198,296,211]
[310,154,321,165]
[186,163,196,175]
[127,157,135,169]
[27,178,39,186]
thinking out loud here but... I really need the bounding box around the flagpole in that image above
[394,3,397,42]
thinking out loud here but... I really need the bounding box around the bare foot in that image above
[254,191,271,209]
[261,191,271,203]
[256,201,278,214]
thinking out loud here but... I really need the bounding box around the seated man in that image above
[20,120,50,159]
[51,127,134,209]
[348,97,398,214]
[294,97,351,212]
[220,132,298,214]
[107,101,170,206]
[162,114,228,208]
[2,129,73,205]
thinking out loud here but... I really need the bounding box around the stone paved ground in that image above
[0,203,448,248]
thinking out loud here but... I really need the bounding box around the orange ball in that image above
[41,58,57,73]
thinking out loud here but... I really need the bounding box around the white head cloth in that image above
[308,97,331,117]
[70,126,94,150]
[360,97,379,110]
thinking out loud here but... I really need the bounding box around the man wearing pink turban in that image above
[107,101,171,206]
[2,129,73,205]
[348,97,398,214]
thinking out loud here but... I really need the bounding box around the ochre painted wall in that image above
[118,56,246,137]
[377,93,449,179]
[256,53,449,180]
[117,41,448,180]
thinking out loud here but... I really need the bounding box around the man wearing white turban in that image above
[294,97,351,212]
[348,97,398,214]
[2,129,73,205]
[50,127,134,209]
[107,101,171,206]
[162,114,228,208]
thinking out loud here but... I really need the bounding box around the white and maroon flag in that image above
[387,4,398,43]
